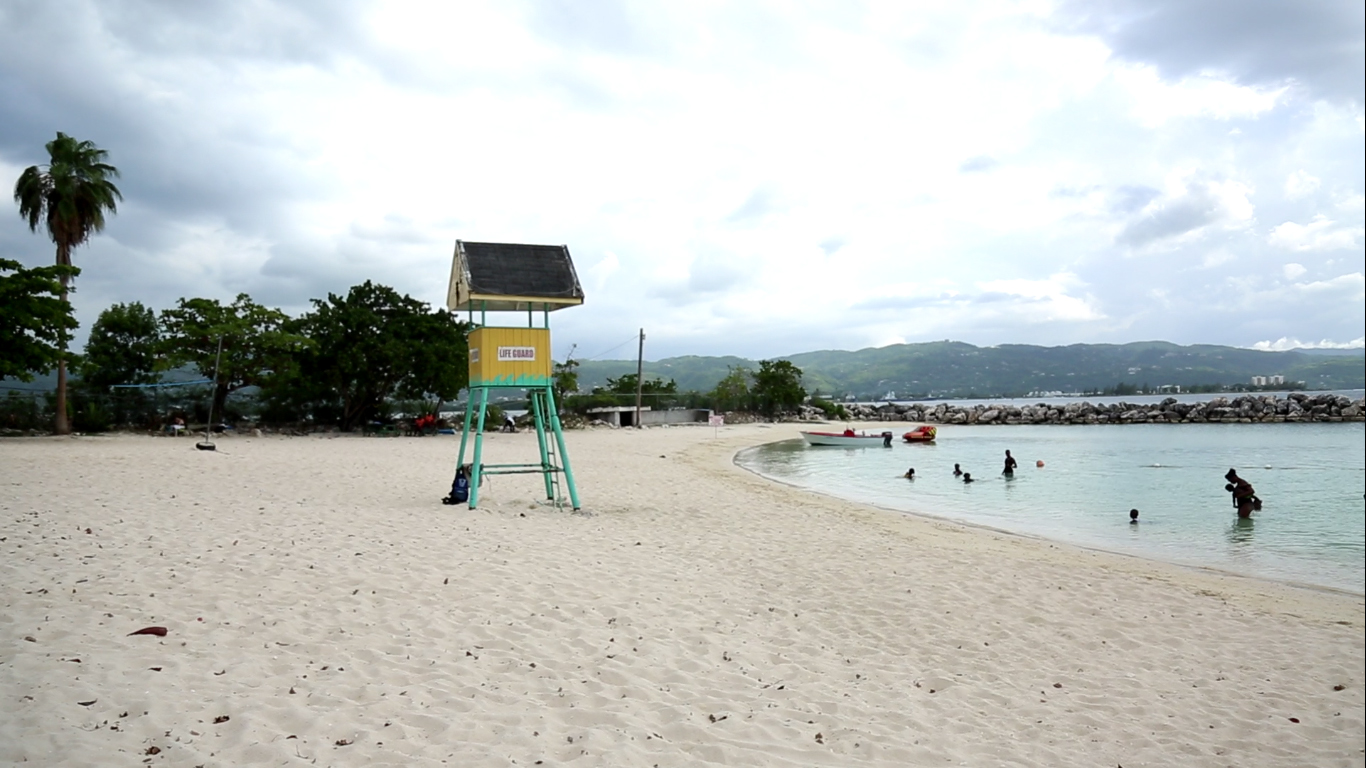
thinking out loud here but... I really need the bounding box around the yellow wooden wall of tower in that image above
[467,327,552,387]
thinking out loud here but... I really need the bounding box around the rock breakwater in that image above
[804,392,1365,425]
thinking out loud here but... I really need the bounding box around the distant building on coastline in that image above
[1251,375,1285,386]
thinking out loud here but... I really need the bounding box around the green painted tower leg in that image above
[456,394,474,475]
[468,387,489,509]
[530,389,554,500]
[544,388,581,511]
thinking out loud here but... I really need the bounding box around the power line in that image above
[579,333,642,361]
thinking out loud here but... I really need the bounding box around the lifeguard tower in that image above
[447,240,584,511]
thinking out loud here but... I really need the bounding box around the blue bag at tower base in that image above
[442,466,469,505]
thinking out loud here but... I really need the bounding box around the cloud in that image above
[686,250,752,294]
[1268,216,1364,251]
[852,273,1101,324]
[1109,185,1161,214]
[725,187,783,225]
[1,2,1361,362]
[818,236,847,256]
[1284,170,1321,200]
[1282,262,1307,280]
[1117,178,1253,248]
[958,155,999,173]
[1056,0,1365,105]
[584,251,619,292]
[1112,66,1285,127]
[1199,250,1236,269]
[1291,271,1364,297]
[1251,336,1366,351]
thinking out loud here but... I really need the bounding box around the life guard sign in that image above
[467,327,552,387]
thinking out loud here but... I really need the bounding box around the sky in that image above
[1,0,1363,363]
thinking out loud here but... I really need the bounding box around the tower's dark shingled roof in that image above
[461,242,583,301]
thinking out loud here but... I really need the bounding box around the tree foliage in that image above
[601,373,677,397]
[290,281,469,431]
[752,359,806,416]
[552,357,580,405]
[81,301,161,389]
[13,132,122,433]
[707,365,752,412]
[160,294,307,418]
[0,259,79,382]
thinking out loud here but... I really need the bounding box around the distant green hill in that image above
[11,343,1359,400]
[572,342,1365,399]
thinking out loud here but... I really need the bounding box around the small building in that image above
[1251,376,1267,386]
[586,406,712,428]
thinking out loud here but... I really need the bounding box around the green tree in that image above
[602,373,677,396]
[13,132,122,434]
[81,301,161,388]
[752,359,806,417]
[72,301,162,430]
[292,281,469,431]
[0,259,79,382]
[707,365,752,412]
[395,308,470,415]
[160,294,307,419]
[552,356,580,405]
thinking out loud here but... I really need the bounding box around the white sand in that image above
[1,424,1362,767]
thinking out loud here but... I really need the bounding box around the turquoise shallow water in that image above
[736,423,1366,593]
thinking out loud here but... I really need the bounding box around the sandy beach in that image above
[2,424,1362,767]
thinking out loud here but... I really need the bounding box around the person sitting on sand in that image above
[962,472,974,483]
[1129,508,1139,524]
[1224,469,1261,518]
[904,468,916,479]
[953,463,963,477]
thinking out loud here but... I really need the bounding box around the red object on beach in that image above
[128,626,168,637]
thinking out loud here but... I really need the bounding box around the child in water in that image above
[904,468,916,479]
[1129,508,1139,524]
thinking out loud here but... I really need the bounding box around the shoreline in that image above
[733,428,1366,600]
[737,445,1366,601]
[2,427,1362,766]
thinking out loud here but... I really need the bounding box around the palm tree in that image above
[14,132,122,434]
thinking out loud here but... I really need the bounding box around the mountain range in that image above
[572,342,1365,399]
[4,342,1362,401]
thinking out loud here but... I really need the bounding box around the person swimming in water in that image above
[1224,469,1261,518]
[962,472,974,483]
[953,463,963,477]
[1129,508,1139,524]
[904,467,916,479]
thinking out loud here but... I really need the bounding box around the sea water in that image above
[736,422,1365,593]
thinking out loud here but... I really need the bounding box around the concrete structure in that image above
[587,406,712,428]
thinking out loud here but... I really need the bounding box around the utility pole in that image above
[634,328,645,428]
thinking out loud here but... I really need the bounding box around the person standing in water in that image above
[953,463,963,477]
[1224,469,1261,518]
[1003,450,1018,475]
[1129,508,1139,524]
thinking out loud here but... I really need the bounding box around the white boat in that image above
[800,430,894,447]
